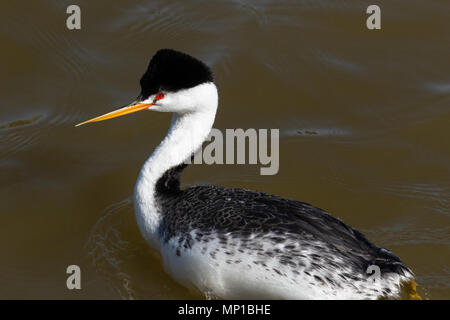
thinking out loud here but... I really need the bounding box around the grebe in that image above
[77,49,420,300]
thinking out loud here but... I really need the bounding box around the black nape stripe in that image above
[156,163,188,195]
[139,49,214,100]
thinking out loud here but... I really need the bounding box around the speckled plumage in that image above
[154,164,413,299]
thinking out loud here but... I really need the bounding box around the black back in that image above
[139,49,214,100]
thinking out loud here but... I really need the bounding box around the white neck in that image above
[133,83,218,249]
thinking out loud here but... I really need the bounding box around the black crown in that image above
[139,49,214,100]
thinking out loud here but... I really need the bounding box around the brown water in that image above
[1,0,449,299]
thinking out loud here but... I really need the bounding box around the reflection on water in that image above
[0,0,449,299]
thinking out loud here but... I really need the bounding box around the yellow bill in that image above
[75,101,153,127]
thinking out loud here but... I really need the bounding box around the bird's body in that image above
[79,49,419,299]
[146,183,413,299]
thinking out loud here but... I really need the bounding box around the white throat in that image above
[133,82,218,249]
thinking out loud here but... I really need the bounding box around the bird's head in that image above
[76,49,217,127]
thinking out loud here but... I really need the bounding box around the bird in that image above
[76,49,420,300]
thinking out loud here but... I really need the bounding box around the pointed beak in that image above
[75,100,153,127]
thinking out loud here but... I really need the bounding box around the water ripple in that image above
[86,197,193,299]
[0,113,46,158]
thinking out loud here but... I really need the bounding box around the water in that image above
[1,0,449,299]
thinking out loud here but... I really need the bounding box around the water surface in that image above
[1,0,449,299]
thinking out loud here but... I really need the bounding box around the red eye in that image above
[155,93,164,100]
